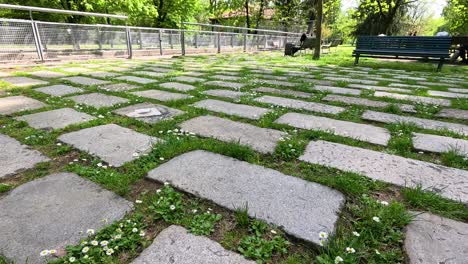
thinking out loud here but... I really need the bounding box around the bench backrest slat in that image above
[356,36,452,53]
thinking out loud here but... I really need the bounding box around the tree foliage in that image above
[443,0,468,35]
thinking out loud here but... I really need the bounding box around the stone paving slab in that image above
[435,108,468,120]
[203,89,245,99]
[85,71,120,78]
[362,110,468,136]
[131,225,254,264]
[59,124,161,166]
[299,140,468,202]
[61,67,92,73]
[147,150,345,245]
[183,71,205,77]
[322,94,416,112]
[253,74,289,81]
[131,89,192,101]
[428,90,468,99]
[116,75,158,84]
[29,71,68,78]
[388,83,427,89]
[322,76,378,85]
[413,133,468,156]
[62,76,109,86]
[448,88,468,93]
[99,83,140,92]
[192,99,270,120]
[145,67,173,73]
[34,84,83,97]
[255,95,345,115]
[180,115,286,153]
[68,93,129,108]
[113,102,184,124]
[253,79,297,87]
[404,212,468,264]
[1,76,48,87]
[0,134,49,179]
[347,84,413,93]
[16,108,95,130]
[0,172,133,263]
[253,87,312,98]
[210,74,242,81]
[173,76,206,83]
[0,95,47,115]
[276,113,390,145]
[311,85,362,95]
[374,91,451,106]
[159,82,196,91]
[204,80,245,90]
[133,71,166,78]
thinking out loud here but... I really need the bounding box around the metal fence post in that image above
[96,27,102,50]
[284,33,288,48]
[217,32,221,54]
[158,29,163,55]
[194,33,198,48]
[181,30,186,56]
[138,29,143,49]
[169,32,173,49]
[264,34,267,49]
[31,21,44,62]
[243,31,247,52]
[125,26,133,59]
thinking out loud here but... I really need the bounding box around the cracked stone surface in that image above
[131,225,254,264]
[0,172,133,263]
[147,150,345,245]
[113,102,184,124]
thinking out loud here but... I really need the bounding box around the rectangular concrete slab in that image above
[0,95,47,115]
[210,74,242,81]
[204,80,245,90]
[0,134,49,179]
[99,83,140,92]
[323,76,378,85]
[58,124,162,166]
[1,76,48,87]
[131,89,192,101]
[15,108,96,130]
[85,71,120,78]
[131,225,254,264]
[173,76,206,83]
[159,82,196,91]
[435,108,468,120]
[404,212,468,264]
[116,75,158,84]
[68,93,129,108]
[29,71,67,78]
[448,88,468,93]
[311,85,362,95]
[147,150,345,245]
[299,140,468,202]
[362,110,468,136]
[253,87,312,98]
[276,112,390,145]
[180,115,286,153]
[34,84,83,97]
[113,102,184,124]
[427,90,468,99]
[374,91,451,106]
[253,79,297,87]
[0,172,132,263]
[62,76,109,86]
[413,133,468,156]
[347,83,413,93]
[192,99,270,120]
[203,89,245,99]
[255,95,345,115]
[322,94,416,112]
[133,71,166,78]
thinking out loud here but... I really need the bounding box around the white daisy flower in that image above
[380,201,389,206]
[86,229,95,235]
[135,200,143,204]
[132,228,138,233]
[352,231,360,237]
[69,257,76,262]
[115,234,122,239]
[334,256,344,263]
[319,231,328,239]
[40,250,49,256]
[49,249,57,255]
[91,240,98,246]
[372,216,381,223]
[82,247,89,253]
[156,189,161,193]
[346,247,356,253]
[139,231,145,237]
[106,248,114,256]
[83,255,89,259]
[100,240,109,247]
[170,205,176,210]
[270,230,277,234]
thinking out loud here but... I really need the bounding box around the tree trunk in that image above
[313,0,322,60]
[255,0,265,30]
[245,0,250,33]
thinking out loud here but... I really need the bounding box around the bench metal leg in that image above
[437,58,444,72]
[354,55,359,65]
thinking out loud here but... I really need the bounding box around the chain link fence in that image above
[0,18,300,63]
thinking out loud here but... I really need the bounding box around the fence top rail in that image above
[0,18,33,23]
[0,3,128,20]
[182,22,303,36]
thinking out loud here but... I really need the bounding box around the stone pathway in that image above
[159,82,196,91]
[276,113,391,146]
[412,133,468,156]
[147,150,345,245]
[116,75,158,84]
[192,99,270,120]
[311,85,362,95]
[435,108,468,120]
[322,94,416,112]
[113,102,184,124]
[0,95,47,115]
[1,76,48,87]
[299,140,468,202]
[0,134,49,179]
[68,93,129,108]
[99,83,140,92]
[132,225,254,264]
[15,108,96,130]
[254,87,312,98]
[255,95,345,115]
[35,84,83,97]
[404,212,468,264]
[58,124,162,166]
[0,172,132,263]
[374,91,452,106]
[131,90,192,101]
[204,80,245,90]
[180,115,286,153]
[203,89,245,99]
[30,71,68,78]
[62,76,109,86]
[362,110,468,136]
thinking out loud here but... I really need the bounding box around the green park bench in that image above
[353,36,452,71]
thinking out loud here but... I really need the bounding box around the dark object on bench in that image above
[322,39,342,53]
[353,36,452,71]
[284,37,316,56]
